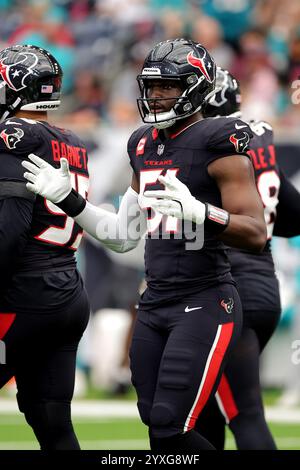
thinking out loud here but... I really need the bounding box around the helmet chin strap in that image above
[146,107,177,129]
[153,119,176,129]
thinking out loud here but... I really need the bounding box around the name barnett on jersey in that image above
[51,139,88,170]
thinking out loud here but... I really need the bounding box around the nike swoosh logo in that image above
[185,306,203,312]
[235,123,248,129]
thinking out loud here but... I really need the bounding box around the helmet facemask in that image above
[136,39,216,129]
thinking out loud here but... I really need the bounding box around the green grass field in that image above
[0,388,299,450]
[0,414,300,450]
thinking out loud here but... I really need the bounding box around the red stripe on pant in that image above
[184,322,234,432]
[0,313,16,340]
[217,374,238,422]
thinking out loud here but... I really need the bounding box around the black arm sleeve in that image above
[273,170,300,237]
[0,197,33,299]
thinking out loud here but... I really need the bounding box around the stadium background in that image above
[1,0,300,450]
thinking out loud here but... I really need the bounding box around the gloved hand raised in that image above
[143,171,206,225]
[22,154,72,203]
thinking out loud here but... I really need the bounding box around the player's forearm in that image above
[181,198,267,251]
[73,187,146,253]
[218,214,267,251]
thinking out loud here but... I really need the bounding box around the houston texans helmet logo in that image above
[0,52,38,91]
[229,132,250,153]
[0,127,24,149]
[187,49,214,83]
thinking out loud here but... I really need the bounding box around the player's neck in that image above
[162,112,203,138]
[15,110,48,122]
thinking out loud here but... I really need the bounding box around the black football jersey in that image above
[0,117,89,273]
[228,120,281,311]
[127,117,252,306]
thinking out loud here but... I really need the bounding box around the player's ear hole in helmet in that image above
[0,44,63,122]
[137,38,216,129]
[202,67,241,119]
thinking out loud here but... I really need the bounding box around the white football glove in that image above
[22,154,72,204]
[143,171,206,225]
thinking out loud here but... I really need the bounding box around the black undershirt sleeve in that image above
[273,170,300,238]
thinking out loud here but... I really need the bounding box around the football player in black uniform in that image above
[0,45,90,450]
[22,39,267,451]
[195,68,300,449]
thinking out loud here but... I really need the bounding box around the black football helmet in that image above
[0,44,63,122]
[137,38,216,129]
[202,67,241,118]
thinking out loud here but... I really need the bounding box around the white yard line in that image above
[265,407,300,423]
[0,399,139,418]
[1,398,300,423]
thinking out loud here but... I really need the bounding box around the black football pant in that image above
[130,283,242,451]
[0,288,90,450]
[196,308,281,450]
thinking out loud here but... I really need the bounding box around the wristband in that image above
[57,189,86,217]
[204,203,230,234]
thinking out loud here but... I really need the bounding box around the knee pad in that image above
[20,401,77,450]
[150,402,175,427]
[137,400,152,426]
[25,402,71,430]
[21,401,71,429]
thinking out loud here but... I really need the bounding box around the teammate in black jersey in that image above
[22,39,267,452]
[0,45,90,450]
[195,67,300,449]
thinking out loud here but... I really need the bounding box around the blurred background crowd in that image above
[1,0,300,404]
[1,0,300,133]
